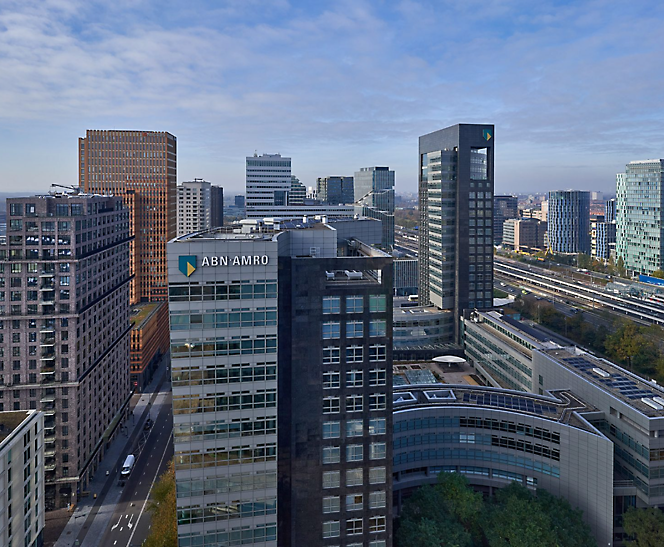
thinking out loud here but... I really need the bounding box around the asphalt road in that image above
[98,381,173,547]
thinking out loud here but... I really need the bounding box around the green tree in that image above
[144,461,177,547]
[652,270,664,279]
[617,256,627,278]
[623,507,664,547]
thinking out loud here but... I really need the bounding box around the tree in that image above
[144,461,177,547]
[651,270,664,279]
[623,507,664,547]
[617,256,627,278]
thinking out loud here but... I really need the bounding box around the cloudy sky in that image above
[1,0,663,196]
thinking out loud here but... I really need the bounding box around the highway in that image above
[495,257,664,326]
[98,379,173,547]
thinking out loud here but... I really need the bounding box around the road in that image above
[98,382,173,547]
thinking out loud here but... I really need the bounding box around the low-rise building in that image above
[130,302,170,391]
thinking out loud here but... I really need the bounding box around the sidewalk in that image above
[52,360,170,547]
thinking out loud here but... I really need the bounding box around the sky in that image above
[0,0,663,197]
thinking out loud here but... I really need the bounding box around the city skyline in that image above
[1,1,664,195]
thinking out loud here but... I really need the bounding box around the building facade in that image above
[493,195,518,245]
[0,410,44,547]
[418,124,495,343]
[1,193,132,509]
[317,177,355,205]
[79,129,176,303]
[502,218,546,252]
[129,302,169,391]
[616,160,664,275]
[547,190,590,255]
[288,177,306,206]
[246,153,292,211]
[168,221,392,547]
[210,185,224,228]
[177,180,212,237]
[354,168,395,250]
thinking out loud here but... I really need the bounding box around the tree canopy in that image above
[623,507,664,547]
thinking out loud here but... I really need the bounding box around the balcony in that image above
[40,280,55,290]
[44,463,57,472]
[41,349,56,359]
[44,447,56,458]
[41,335,56,346]
[44,430,56,441]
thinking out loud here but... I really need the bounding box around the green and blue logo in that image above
[483,129,492,141]
[179,255,197,277]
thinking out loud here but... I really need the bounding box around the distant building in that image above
[2,193,131,509]
[418,124,495,342]
[493,195,518,245]
[246,153,292,210]
[177,179,211,237]
[355,167,395,250]
[0,410,44,547]
[503,218,546,252]
[288,176,306,206]
[130,302,170,391]
[234,195,245,209]
[616,160,664,275]
[210,185,224,228]
[393,258,418,296]
[547,190,590,254]
[317,176,355,205]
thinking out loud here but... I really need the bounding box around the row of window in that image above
[322,517,386,538]
[322,320,386,339]
[176,524,276,547]
[171,364,276,386]
[168,281,277,302]
[322,443,386,463]
[323,491,386,513]
[323,345,386,364]
[322,295,387,314]
[173,418,276,442]
[323,369,387,389]
[323,418,386,439]
[177,498,276,523]
[174,444,277,469]
[170,309,277,330]
[171,336,277,358]
[175,471,276,498]
[323,393,386,414]
[323,467,386,488]
[173,391,277,414]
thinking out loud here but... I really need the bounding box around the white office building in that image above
[177,180,212,237]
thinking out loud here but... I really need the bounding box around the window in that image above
[369,344,386,361]
[369,418,386,435]
[323,397,340,414]
[322,521,340,539]
[370,442,386,460]
[369,368,386,386]
[323,372,340,389]
[369,467,386,484]
[322,296,340,314]
[346,518,363,535]
[346,444,363,462]
[370,541,387,547]
[346,296,363,313]
[323,496,340,513]
[346,321,363,338]
[346,420,363,437]
[346,346,363,363]
[370,320,386,337]
[323,471,340,489]
[346,369,363,387]
[346,395,363,413]
[322,447,340,464]
[346,468,363,487]
[369,490,386,509]
[369,295,386,312]
[369,516,386,532]
[323,422,340,439]
[370,394,386,411]
[322,322,340,339]
[323,346,340,364]
[346,493,363,511]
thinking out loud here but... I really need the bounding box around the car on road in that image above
[144,418,153,431]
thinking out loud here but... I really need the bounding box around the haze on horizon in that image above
[0,0,663,197]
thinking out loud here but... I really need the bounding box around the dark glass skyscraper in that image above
[418,124,495,342]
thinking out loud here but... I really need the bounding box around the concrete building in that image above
[547,190,590,255]
[354,168,395,250]
[616,160,664,275]
[79,129,176,303]
[393,306,453,350]
[210,185,224,228]
[502,218,546,252]
[177,180,211,237]
[235,195,245,209]
[1,193,132,509]
[493,195,518,245]
[418,124,495,343]
[168,220,393,547]
[393,258,417,297]
[129,302,169,391]
[288,177,306,206]
[392,385,614,547]
[246,153,292,211]
[605,198,617,223]
[0,410,44,547]
[317,177,355,205]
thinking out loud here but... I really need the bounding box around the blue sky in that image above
[1,0,663,196]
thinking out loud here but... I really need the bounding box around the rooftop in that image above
[393,385,600,434]
[130,302,164,330]
[0,410,33,444]
[542,348,664,418]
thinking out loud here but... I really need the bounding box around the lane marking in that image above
[111,516,122,531]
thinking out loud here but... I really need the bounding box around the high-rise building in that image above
[177,179,211,237]
[547,190,590,255]
[317,176,355,205]
[0,410,45,547]
[211,185,224,228]
[493,195,518,245]
[168,220,392,547]
[502,218,546,252]
[288,176,306,206]
[79,129,177,303]
[354,168,395,250]
[246,153,292,210]
[616,160,664,275]
[418,124,495,342]
[1,193,131,509]
[235,195,245,209]
[605,198,617,223]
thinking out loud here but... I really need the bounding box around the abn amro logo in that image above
[483,129,492,141]
[179,255,197,277]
